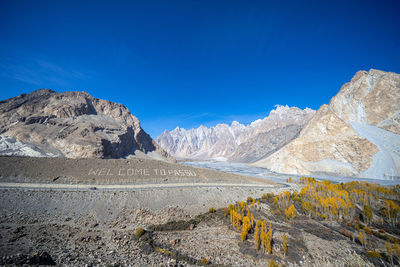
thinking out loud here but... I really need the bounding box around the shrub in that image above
[201,257,210,265]
[135,227,145,238]
[247,196,254,203]
[394,243,400,259]
[209,207,216,213]
[149,219,197,231]
[386,243,393,264]
[358,232,364,247]
[268,259,279,267]
[262,193,274,200]
[224,207,230,217]
[293,196,303,203]
[316,212,326,220]
[364,227,373,235]
[366,250,382,259]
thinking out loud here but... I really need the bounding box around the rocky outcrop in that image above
[329,69,400,134]
[157,105,315,161]
[254,69,400,179]
[230,124,303,163]
[0,89,170,159]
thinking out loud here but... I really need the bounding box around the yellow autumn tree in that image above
[282,233,288,256]
[254,224,260,250]
[285,205,296,221]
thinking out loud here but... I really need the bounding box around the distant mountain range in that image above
[1,69,399,180]
[158,69,400,179]
[156,105,315,162]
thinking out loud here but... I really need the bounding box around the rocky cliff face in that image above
[156,105,315,162]
[0,89,169,159]
[253,69,400,179]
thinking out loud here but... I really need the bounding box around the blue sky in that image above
[1,0,399,138]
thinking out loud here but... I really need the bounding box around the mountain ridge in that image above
[156,105,315,162]
[253,69,400,179]
[0,89,170,160]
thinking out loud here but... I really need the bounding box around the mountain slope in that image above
[157,105,315,162]
[253,69,400,179]
[0,89,169,159]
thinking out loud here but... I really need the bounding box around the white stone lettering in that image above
[88,168,98,175]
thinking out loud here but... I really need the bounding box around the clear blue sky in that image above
[1,0,399,138]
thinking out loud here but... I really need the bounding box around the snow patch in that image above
[350,122,400,180]
[0,135,57,157]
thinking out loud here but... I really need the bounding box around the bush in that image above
[364,227,373,235]
[149,219,197,231]
[224,207,230,217]
[268,259,279,267]
[201,257,210,265]
[209,207,216,213]
[316,212,326,220]
[262,193,274,200]
[293,196,303,203]
[366,250,382,259]
[136,227,145,238]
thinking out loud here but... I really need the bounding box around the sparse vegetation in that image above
[285,204,296,221]
[366,250,382,259]
[201,257,210,265]
[268,259,279,267]
[282,233,288,256]
[222,178,399,266]
[135,227,145,238]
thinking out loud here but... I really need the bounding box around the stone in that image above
[254,69,400,179]
[0,89,171,160]
[157,105,315,162]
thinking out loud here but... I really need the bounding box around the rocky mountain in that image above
[0,89,170,159]
[253,69,400,179]
[156,105,315,162]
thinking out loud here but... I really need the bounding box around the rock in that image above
[0,89,171,160]
[157,105,314,162]
[168,258,177,266]
[189,224,195,230]
[27,252,56,265]
[169,238,180,245]
[254,69,400,179]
